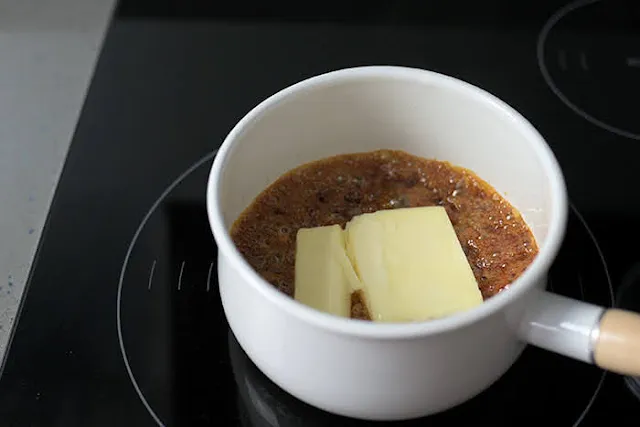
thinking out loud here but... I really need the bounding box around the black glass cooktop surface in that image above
[1,0,639,425]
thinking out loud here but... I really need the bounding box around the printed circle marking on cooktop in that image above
[537,0,640,139]
[117,150,218,427]
[117,150,613,426]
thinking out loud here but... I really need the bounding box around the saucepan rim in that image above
[206,65,568,339]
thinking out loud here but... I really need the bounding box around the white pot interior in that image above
[217,69,558,249]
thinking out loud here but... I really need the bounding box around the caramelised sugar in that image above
[231,149,538,318]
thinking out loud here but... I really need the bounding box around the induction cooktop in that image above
[0,0,639,425]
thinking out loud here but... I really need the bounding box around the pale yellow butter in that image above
[344,206,482,322]
[294,225,361,318]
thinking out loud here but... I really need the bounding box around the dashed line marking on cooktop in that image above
[579,52,589,71]
[178,261,185,291]
[118,149,218,427]
[148,260,156,291]
[206,262,214,292]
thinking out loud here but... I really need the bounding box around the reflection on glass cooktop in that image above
[1,0,639,425]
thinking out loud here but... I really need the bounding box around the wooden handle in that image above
[593,309,640,377]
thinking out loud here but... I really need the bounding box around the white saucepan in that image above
[206,66,640,421]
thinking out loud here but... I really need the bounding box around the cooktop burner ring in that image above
[116,150,218,427]
[537,0,640,140]
[566,204,612,426]
[116,146,612,426]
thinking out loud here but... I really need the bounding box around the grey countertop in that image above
[0,0,115,359]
